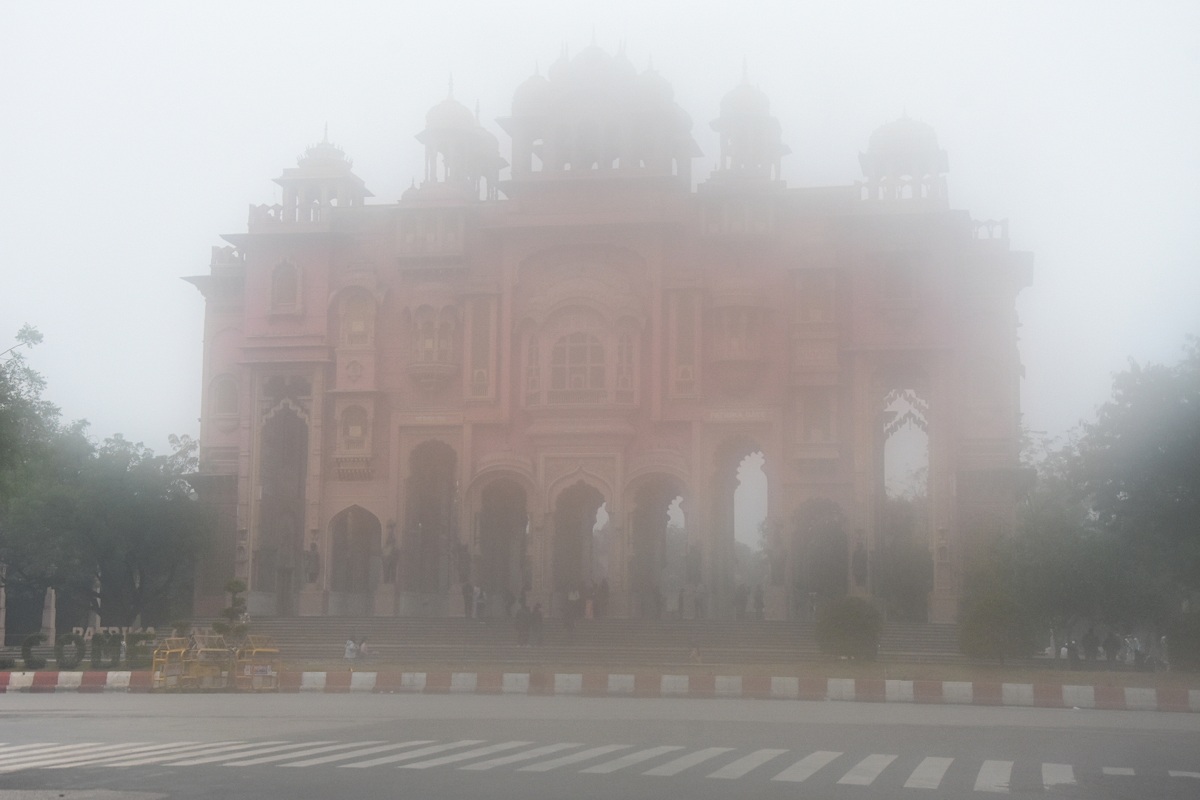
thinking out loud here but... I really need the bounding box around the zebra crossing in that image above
[0,737,1194,791]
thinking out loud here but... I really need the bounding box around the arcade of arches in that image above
[191,45,1031,622]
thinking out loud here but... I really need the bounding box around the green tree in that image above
[1076,338,1200,595]
[1,328,212,627]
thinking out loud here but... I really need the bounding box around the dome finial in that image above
[590,25,597,46]
[322,122,329,143]
[448,73,455,98]
[474,100,481,121]
[742,56,749,84]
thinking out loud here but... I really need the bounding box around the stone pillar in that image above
[40,587,56,644]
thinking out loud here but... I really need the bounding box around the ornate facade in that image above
[189,46,1031,622]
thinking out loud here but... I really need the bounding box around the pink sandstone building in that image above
[189,46,1031,623]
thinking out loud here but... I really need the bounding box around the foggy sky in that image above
[3,0,1198,468]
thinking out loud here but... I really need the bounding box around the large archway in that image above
[329,505,382,616]
[710,437,768,619]
[552,480,605,612]
[877,384,934,621]
[256,406,308,616]
[477,478,528,605]
[628,477,687,619]
[403,440,460,596]
[792,498,849,618]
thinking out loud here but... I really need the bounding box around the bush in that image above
[959,584,1039,662]
[54,633,86,670]
[1165,613,1200,671]
[21,633,47,669]
[815,596,882,660]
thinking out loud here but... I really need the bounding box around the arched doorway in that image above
[877,384,934,621]
[477,478,528,606]
[330,506,382,616]
[792,498,849,619]
[257,406,308,616]
[403,441,461,598]
[629,477,687,619]
[711,437,768,619]
[552,480,605,613]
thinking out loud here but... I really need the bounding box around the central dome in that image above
[426,96,477,131]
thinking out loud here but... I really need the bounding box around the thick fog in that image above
[2,0,1197,464]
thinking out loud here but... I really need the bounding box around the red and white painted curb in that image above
[3,670,1198,712]
[0,671,153,693]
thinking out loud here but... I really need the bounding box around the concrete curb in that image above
[3,670,1198,712]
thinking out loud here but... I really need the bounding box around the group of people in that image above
[1060,627,1168,671]
[342,636,370,661]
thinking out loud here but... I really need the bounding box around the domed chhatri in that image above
[414,81,506,201]
[710,68,789,181]
[859,115,949,204]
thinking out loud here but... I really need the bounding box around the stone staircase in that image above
[189,617,967,667]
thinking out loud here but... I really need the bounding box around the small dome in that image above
[512,72,551,116]
[720,82,770,116]
[635,68,674,105]
[862,115,948,177]
[425,96,476,131]
[867,116,941,158]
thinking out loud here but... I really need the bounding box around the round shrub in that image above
[54,633,86,670]
[815,596,882,660]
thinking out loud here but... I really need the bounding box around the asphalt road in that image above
[1,693,1198,800]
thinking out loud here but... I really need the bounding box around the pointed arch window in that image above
[549,332,605,403]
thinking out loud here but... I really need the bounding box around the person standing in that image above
[530,603,544,646]
[461,582,474,619]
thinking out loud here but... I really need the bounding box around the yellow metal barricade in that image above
[182,634,232,690]
[151,637,191,690]
[235,635,280,692]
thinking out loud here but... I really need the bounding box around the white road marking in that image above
[975,759,1013,793]
[905,756,954,789]
[0,744,63,758]
[226,741,385,766]
[1042,762,1075,788]
[580,746,684,774]
[773,750,843,783]
[458,743,582,771]
[170,741,333,766]
[398,741,532,769]
[45,742,200,769]
[339,740,484,768]
[708,748,788,779]
[0,744,98,765]
[838,753,896,785]
[643,747,734,776]
[518,744,631,772]
[1103,767,1135,776]
[280,741,434,767]
[0,743,148,772]
[104,741,260,767]
[1169,771,1200,778]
